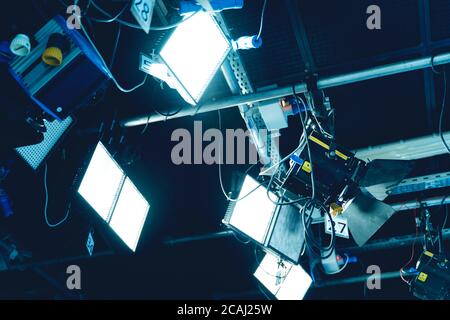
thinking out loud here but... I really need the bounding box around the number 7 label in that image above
[325,214,349,239]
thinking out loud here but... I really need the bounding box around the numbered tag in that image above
[325,215,349,239]
[131,0,155,34]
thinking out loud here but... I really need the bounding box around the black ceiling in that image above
[0,0,449,299]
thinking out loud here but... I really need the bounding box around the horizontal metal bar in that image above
[122,84,307,127]
[388,171,450,196]
[340,229,450,254]
[314,271,401,288]
[164,196,449,246]
[165,230,234,246]
[2,251,114,272]
[355,132,450,160]
[317,54,450,89]
[391,196,450,211]
[121,52,450,127]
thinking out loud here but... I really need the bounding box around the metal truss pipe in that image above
[355,132,450,160]
[340,228,450,254]
[122,52,450,127]
[390,196,450,211]
[314,271,401,288]
[165,230,234,246]
[2,250,115,272]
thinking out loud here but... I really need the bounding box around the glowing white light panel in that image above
[109,178,150,252]
[254,252,312,300]
[160,11,230,105]
[78,142,150,251]
[78,142,124,222]
[228,175,277,244]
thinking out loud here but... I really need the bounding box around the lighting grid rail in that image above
[122,52,450,129]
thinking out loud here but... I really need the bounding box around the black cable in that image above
[301,199,336,259]
[293,89,337,259]
[265,163,309,206]
[148,81,186,118]
[153,104,185,118]
[244,162,259,175]
[264,89,313,206]
[440,195,449,231]
[262,88,335,257]
[438,227,443,255]
[217,110,263,202]
[89,1,129,23]
[430,58,450,154]
[89,0,195,31]
[431,55,443,75]
[109,23,121,69]
[294,89,316,200]
[256,0,269,40]
[85,0,92,13]
[254,246,288,279]
[231,231,251,244]
[140,114,151,135]
[443,206,448,231]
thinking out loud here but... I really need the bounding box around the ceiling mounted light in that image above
[223,175,277,244]
[254,251,312,300]
[223,175,307,263]
[144,11,231,105]
[78,142,150,252]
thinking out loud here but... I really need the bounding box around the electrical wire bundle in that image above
[264,91,339,259]
[218,88,338,261]
[270,90,336,260]
[400,209,419,284]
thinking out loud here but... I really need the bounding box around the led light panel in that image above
[276,262,312,300]
[228,175,277,244]
[78,142,150,252]
[254,252,312,300]
[254,251,287,295]
[109,177,150,252]
[159,11,230,105]
[78,143,125,222]
[15,116,73,170]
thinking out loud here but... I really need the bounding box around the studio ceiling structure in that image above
[0,0,448,300]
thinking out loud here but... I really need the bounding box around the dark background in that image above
[0,0,449,299]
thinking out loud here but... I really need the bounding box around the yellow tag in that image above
[308,135,349,161]
[418,272,428,282]
[302,161,311,173]
[335,150,349,161]
[424,251,434,258]
[309,135,329,150]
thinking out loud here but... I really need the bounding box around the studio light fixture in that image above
[223,175,277,244]
[78,142,150,252]
[143,11,231,105]
[254,251,312,300]
[223,175,307,263]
